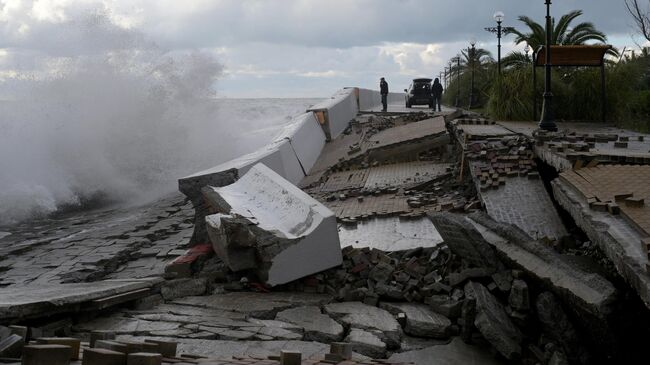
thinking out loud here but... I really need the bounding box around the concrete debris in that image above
[380,302,451,339]
[21,344,71,365]
[160,278,208,301]
[0,334,24,358]
[508,280,530,312]
[465,281,522,360]
[389,337,503,365]
[536,292,588,364]
[428,212,502,269]
[275,306,344,342]
[324,302,401,349]
[203,163,342,286]
[345,328,387,358]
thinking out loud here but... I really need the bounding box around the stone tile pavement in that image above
[560,165,650,237]
[0,192,194,288]
[480,177,568,240]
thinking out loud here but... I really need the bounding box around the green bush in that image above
[485,53,650,130]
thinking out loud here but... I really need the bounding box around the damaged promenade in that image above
[2,88,650,365]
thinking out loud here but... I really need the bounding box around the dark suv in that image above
[404,78,433,108]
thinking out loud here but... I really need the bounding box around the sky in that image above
[0,0,646,98]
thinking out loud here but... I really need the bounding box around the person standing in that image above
[431,78,443,112]
[380,77,389,112]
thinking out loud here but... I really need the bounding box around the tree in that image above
[501,51,532,70]
[506,10,607,50]
[626,0,650,42]
[460,47,494,73]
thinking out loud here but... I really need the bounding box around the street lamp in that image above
[484,11,514,76]
[539,0,557,131]
[468,38,477,109]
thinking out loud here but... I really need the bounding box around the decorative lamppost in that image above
[539,0,557,131]
[468,38,477,109]
[484,11,514,77]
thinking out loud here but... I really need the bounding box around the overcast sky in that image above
[0,0,645,98]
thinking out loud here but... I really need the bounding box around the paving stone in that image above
[126,352,162,365]
[35,337,80,359]
[22,344,71,365]
[344,328,386,358]
[144,339,177,358]
[380,302,451,339]
[275,306,343,342]
[82,348,127,365]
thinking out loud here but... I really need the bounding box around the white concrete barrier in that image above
[273,112,326,175]
[307,88,358,140]
[179,138,304,201]
[359,88,406,110]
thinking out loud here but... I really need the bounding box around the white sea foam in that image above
[0,10,320,225]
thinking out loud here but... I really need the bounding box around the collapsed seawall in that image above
[178,87,405,244]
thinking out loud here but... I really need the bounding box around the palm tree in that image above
[501,51,531,70]
[506,10,608,50]
[460,47,494,73]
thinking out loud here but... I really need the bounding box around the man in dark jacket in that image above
[431,78,443,112]
[380,77,389,112]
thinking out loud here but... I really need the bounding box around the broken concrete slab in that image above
[536,292,588,364]
[275,306,344,343]
[0,334,23,358]
[0,278,162,321]
[388,337,504,365]
[345,328,387,358]
[428,212,503,269]
[203,163,342,286]
[380,302,451,339]
[324,301,401,349]
[465,281,522,360]
[172,292,333,319]
[466,213,616,322]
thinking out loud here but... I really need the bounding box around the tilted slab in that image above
[204,163,342,286]
[0,278,161,321]
[552,178,650,309]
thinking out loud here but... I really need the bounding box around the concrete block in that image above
[329,342,352,360]
[35,338,80,360]
[204,163,342,286]
[280,350,301,365]
[144,339,176,358]
[21,344,71,365]
[82,348,126,365]
[126,353,162,365]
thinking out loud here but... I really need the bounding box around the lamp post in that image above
[484,11,514,77]
[539,0,557,131]
[468,38,477,109]
[451,55,460,106]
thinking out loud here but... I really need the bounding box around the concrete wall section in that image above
[358,88,406,110]
[179,141,304,202]
[273,112,326,176]
[308,88,358,140]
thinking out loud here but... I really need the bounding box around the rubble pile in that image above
[464,136,539,192]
